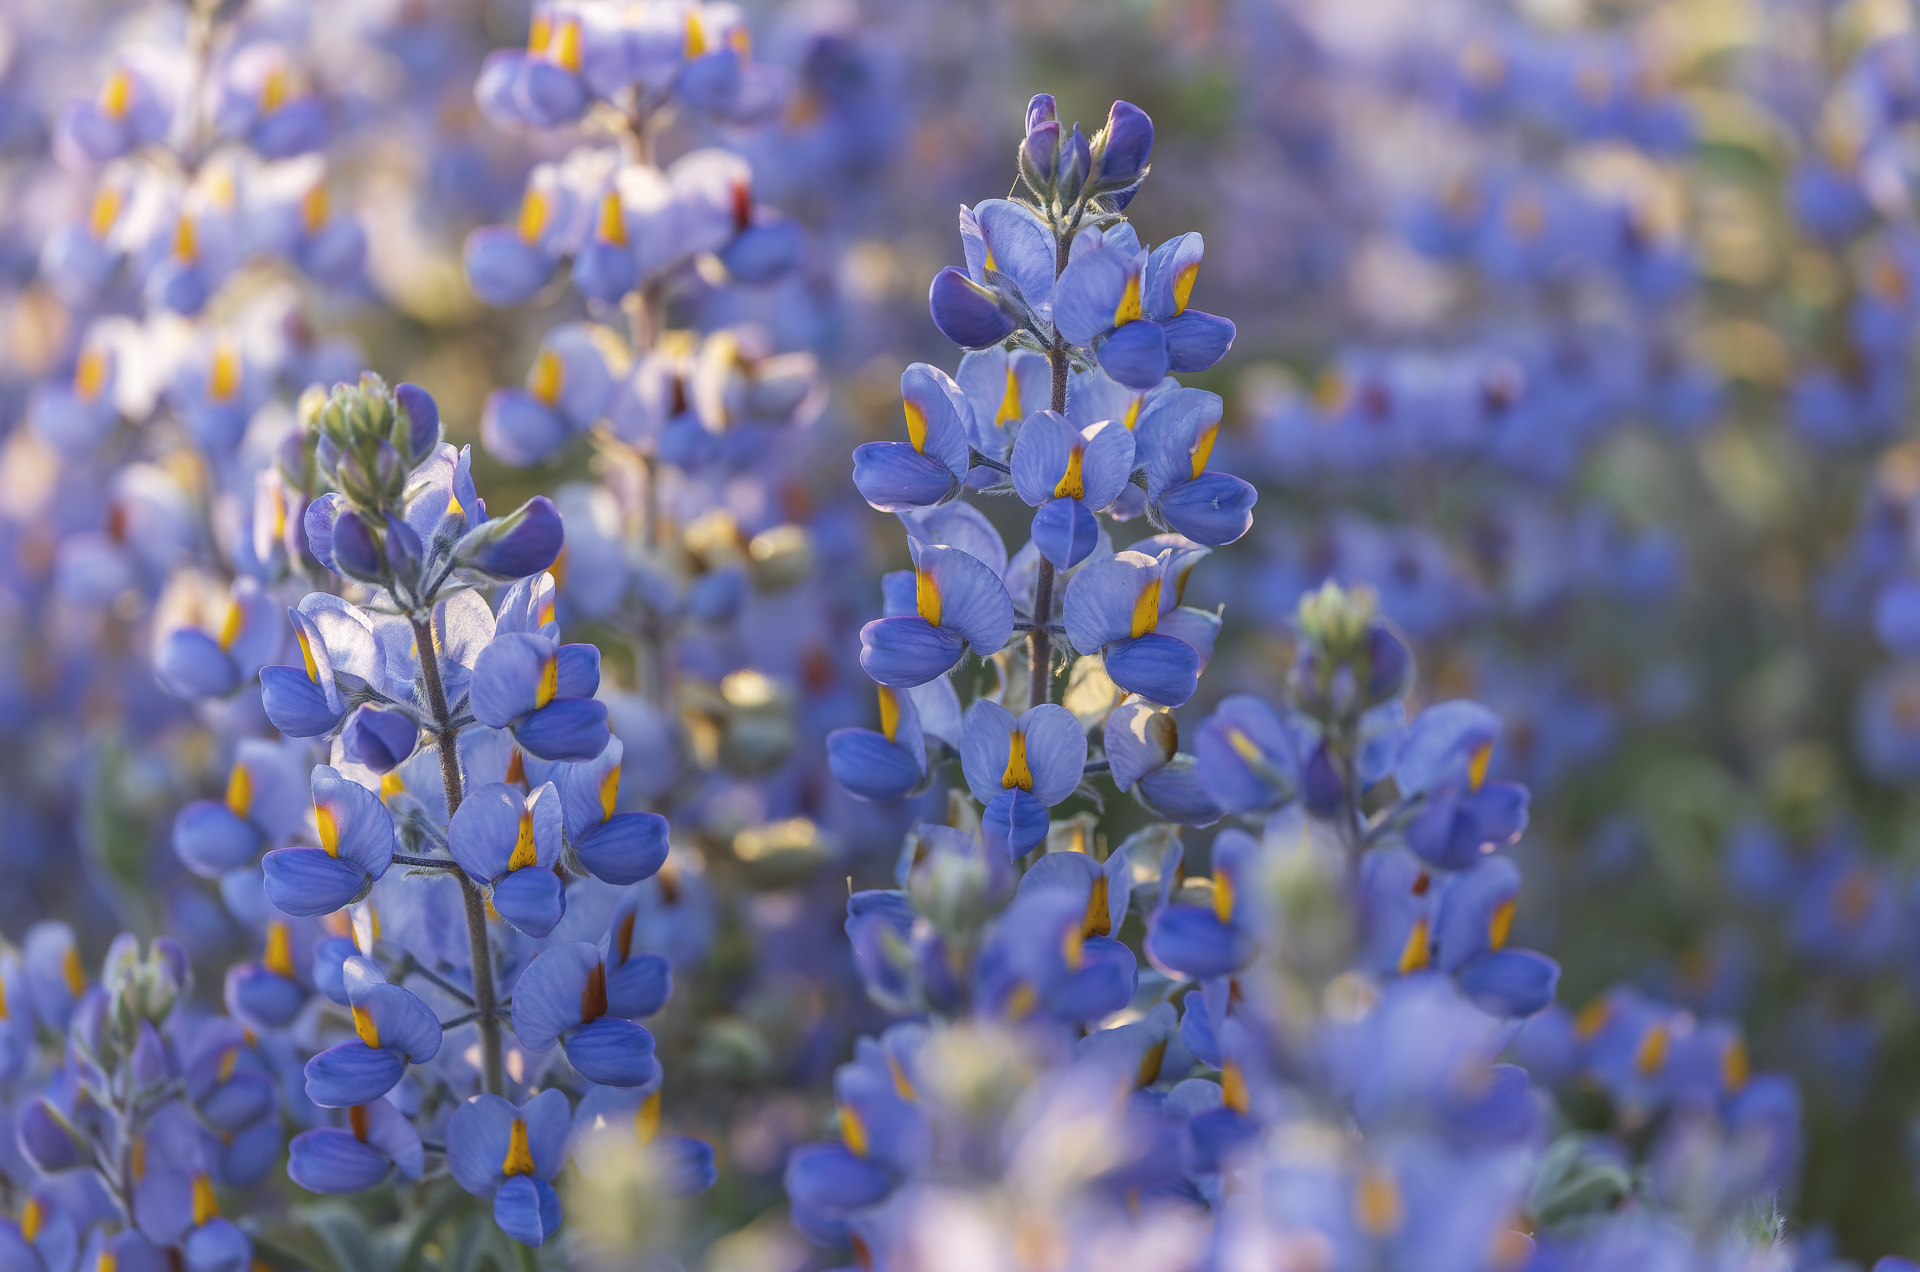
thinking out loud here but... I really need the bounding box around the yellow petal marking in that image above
[1189,424,1217,480]
[1173,261,1200,314]
[635,1089,661,1143]
[1129,577,1162,639]
[351,1004,379,1049]
[597,190,626,245]
[217,598,245,652]
[903,399,928,453]
[191,1174,218,1225]
[1001,730,1033,790]
[226,764,254,819]
[264,922,294,978]
[1397,918,1430,974]
[996,367,1023,426]
[295,626,319,681]
[518,188,550,243]
[173,216,198,264]
[316,803,340,858]
[915,569,941,628]
[1113,271,1142,326]
[1468,740,1493,792]
[1356,1168,1403,1237]
[301,183,329,235]
[508,810,539,871]
[75,349,108,403]
[1488,898,1515,951]
[1212,871,1234,924]
[502,1118,536,1176]
[536,654,559,708]
[99,69,133,119]
[1053,446,1086,500]
[1083,874,1110,938]
[598,766,620,820]
[62,947,86,997]
[530,348,564,406]
[89,188,121,239]
[1221,1060,1250,1114]
[877,686,900,743]
[839,1103,869,1157]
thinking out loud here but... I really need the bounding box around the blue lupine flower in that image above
[1062,548,1199,706]
[1053,231,1234,389]
[482,324,622,467]
[1191,694,1302,814]
[449,781,567,937]
[173,738,311,878]
[223,916,306,1028]
[262,767,395,916]
[60,63,172,162]
[954,346,1052,474]
[959,701,1086,859]
[556,737,671,884]
[1103,700,1223,825]
[287,1098,425,1194]
[470,632,610,760]
[828,679,962,803]
[1146,828,1258,980]
[155,579,282,699]
[260,593,381,737]
[858,544,1013,687]
[475,10,589,129]
[852,363,973,512]
[304,956,440,1107]
[1392,701,1530,871]
[1134,388,1257,545]
[603,896,673,1021]
[511,942,659,1086]
[1010,410,1135,568]
[446,1089,572,1247]
[455,493,565,582]
[976,868,1136,1022]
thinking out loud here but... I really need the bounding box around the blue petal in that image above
[340,705,418,773]
[556,645,600,699]
[1098,322,1172,390]
[448,783,524,881]
[1062,550,1163,654]
[1162,309,1235,373]
[1457,949,1560,1018]
[928,266,1018,348]
[572,240,638,303]
[1052,246,1131,346]
[173,801,262,879]
[1019,703,1088,804]
[784,1143,893,1213]
[563,1018,658,1086]
[1147,907,1252,979]
[720,219,803,284]
[853,442,958,513]
[1104,634,1200,707]
[493,1176,563,1248]
[1046,936,1137,1021]
[287,1128,392,1194]
[1030,497,1101,570]
[303,1042,405,1108]
[351,981,443,1063]
[492,868,566,938]
[156,629,239,699]
[482,389,571,467]
[225,965,305,1028]
[446,1093,517,1195]
[858,616,966,688]
[262,848,368,917]
[508,943,596,1051]
[654,1136,718,1196]
[919,544,1015,656]
[900,362,975,477]
[574,813,670,885]
[514,698,611,762]
[983,787,1051,860]
[827,729,925,803]
[1157,472,1257,546]
[607,953,672,1018]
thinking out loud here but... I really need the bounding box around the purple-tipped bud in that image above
[18,1098,89,1172]
[1021,120,1061,194]
[1026,94,1057,132]
[384,514,425,582]
[130,1021,171,1092]
[1057,125,1091,204]
[395,383,441,461]
[330,509,385,583]
[454,495,564,581]
[1364,624,1413,705]
[1092,100,1153,190]
[928,267,1019,349]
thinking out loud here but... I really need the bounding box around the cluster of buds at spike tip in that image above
[1291,580,1413,723]
[310,373,443,517]
[1018,96,1151,217]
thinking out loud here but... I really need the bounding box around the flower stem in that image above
[411,616,506,1096]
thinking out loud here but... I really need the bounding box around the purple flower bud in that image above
[1025,93,1057,132]
[454,495,563,581]
[395,382,441,461]
[384,513,424,583]
[928,267,1018,349]
[1056,125,1091,204]
[1092,100,1153,190]
[329,509,385,583]
[129,1021,171,1092]
[1021,120,1060,190]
